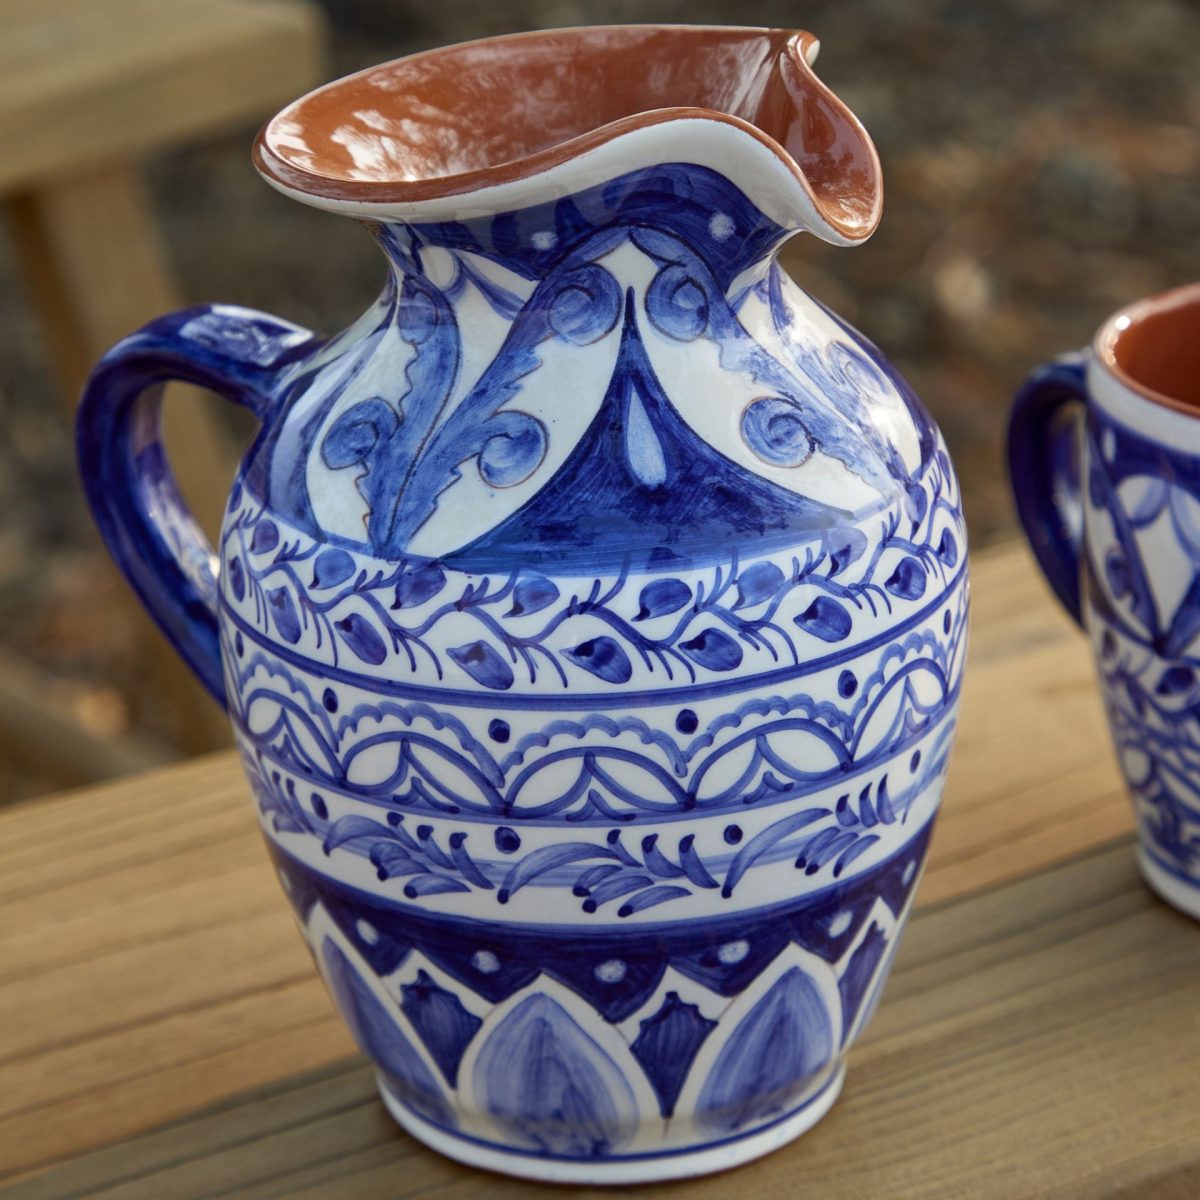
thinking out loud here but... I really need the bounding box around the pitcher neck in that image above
[369,162,793,295]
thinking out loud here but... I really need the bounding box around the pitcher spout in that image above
[254,26,882,246]
[754,32,883,245]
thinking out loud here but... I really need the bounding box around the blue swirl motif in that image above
[1083,406,1200,885]
[278,821,929,1161]
[242,163,942,575]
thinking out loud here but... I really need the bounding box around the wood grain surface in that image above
[0,0,325,191]
[0,541,1145,1192]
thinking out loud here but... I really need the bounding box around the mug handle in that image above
[1007,351,1089,627]
[76,305,318,706]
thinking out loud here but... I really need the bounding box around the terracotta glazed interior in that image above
[1104,286,1200,411]
[256,25,880,239]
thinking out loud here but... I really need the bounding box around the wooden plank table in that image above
[5,540,1194,1199]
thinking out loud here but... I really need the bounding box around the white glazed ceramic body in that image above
[1085,349,1200,918]
[78,29,968,1184]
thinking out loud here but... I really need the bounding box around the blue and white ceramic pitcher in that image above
[77,27,968,1183]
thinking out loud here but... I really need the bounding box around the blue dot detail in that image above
[838,670,857,698]
[943,610,952,635]
[910,750,921,772]
[322,688,338,713]
[311,793,328,820]
[234,632,244,658]
[488,718,510,743]
[675,708,699,734]
[495,826,521,854]
[724,824,743,845]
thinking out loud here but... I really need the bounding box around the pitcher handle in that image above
[1007,352,1089,627]
[76,305,318,706]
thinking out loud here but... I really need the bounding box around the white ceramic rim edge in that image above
[256,116,848,243]
[1088,282,1200,444]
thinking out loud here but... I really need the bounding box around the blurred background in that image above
[1,0,1197,802]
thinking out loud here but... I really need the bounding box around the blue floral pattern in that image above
[1082,403,1200,886]
[156,158,971,1173]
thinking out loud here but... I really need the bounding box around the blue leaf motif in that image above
[448,641,514,690]
[392,562,446,609]
[795,597,852,643]
[227,555,245,602]
[734,562,784,609]
[335,614,388,665]
[321,940,454,1127]
[696,967,834,1134]
[885,557,927,600]
[1156,665,1195,697]
[323,813,392,854]
[631,992,717,1117]
[680,629,743,671]
[838,922,889,1033]
[635,578,691,620]
[498,842,619,903]
[564,638,633,684]
[508,576,559,617]
[312,548,356,590]
[267,587,301,643]
[823,528,867,576]
[937,529,959,567]
[250,520,279,555]
[400,970,482,1087]
[472,993,638,1155]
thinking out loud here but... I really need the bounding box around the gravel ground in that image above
[1,0,1197,790]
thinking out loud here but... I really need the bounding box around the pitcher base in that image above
[1139,849,1200,921]
[376,1063,846,1185]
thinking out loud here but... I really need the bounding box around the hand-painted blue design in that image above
[446,641,515,691]
[296,742,943,919]
[229,614,963,838]
[795,596,852,642]
[631,992,717,1117]
[836,922,889,1037]
[741,396,814,467]
[636,578,692,621]
[270,815,930,1023]
[221,459,962,690]
[472,993,639,1157]
[1029,402,1200,891]
[320,939,455,1127]
[75,304,317,703]
[77,140,966,1172]
[445,285,846,574]
[399,969,483,1087]
[562,637,633,684]
[508,576,559,617]
[695,967,834,1134]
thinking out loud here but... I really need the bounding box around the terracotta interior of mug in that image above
[1100,283,1200,413]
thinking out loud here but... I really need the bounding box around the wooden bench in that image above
[0,0,327,768]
